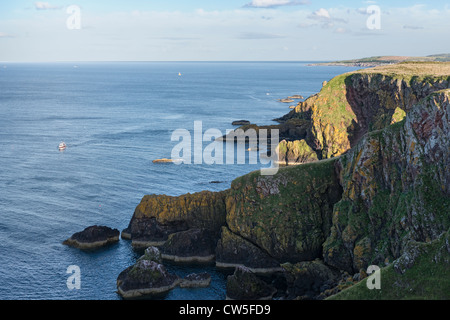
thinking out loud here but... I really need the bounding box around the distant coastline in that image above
[308,53,450,67]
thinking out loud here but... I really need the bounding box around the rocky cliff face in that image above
[123,190,227,248]
[276,62,450,162]
[224,159,342,263]
[323,89,450,273]
[121,63,450,299]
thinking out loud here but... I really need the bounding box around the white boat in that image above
[58,142,66,151]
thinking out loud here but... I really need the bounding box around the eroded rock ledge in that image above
[122,190,227,249]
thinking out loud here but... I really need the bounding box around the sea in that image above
[0,61,361,300]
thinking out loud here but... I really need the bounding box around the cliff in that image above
[276,62,450,162]
[121,62,450,299]
[122,190,227,248]
[224,158,342,264]
[323,89,450,274]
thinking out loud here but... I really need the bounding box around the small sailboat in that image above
[58,142,67,151]
[178,72,182,76]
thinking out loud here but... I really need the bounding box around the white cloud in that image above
[244,0,310,8]
[310,8,331,20]
[34,2,61,10]
[308,8,348,25]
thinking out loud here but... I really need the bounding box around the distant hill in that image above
[309,54,450,67]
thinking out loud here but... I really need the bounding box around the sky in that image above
[0,0,449,61]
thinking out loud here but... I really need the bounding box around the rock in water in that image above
[279,98,295,103]
[116,259,180,299]
[152,158,174,163]
[63,225,120,250]
[160,228,217,263]
[232,120,251,126]
[123,190,227,248]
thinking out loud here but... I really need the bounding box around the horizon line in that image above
[0,60,333,63]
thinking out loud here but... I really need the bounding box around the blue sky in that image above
[0,0,449,61]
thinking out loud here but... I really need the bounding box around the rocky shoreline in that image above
[64,62,450,300]
[116,246,213,299]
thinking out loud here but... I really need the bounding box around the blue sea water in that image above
[0,62,360,300]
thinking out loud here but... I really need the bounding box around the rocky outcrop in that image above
[329,228,450,300]
[123,190,227,248]
[160,228,217,263]
[279,98,294,103]
[220,64,448,170]
[215,227,282,273]
[226,266,276,300]
[117,246,212,299]
[225,158,342,263]
[288,95,304,100]
[117,260,180,299]
[323,89,450,274]
[277,139,318,165]
[179,272,211,288]
[281,259,341,300]
[119,63,450,300]
[63,225,120,250]
[276,63,450,160]
[232,120,251,126]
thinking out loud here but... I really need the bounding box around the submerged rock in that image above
[63,225,120,250]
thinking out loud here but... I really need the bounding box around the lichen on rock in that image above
[226,266,276,300]
[323,89,450,273]
[123,190,228,248]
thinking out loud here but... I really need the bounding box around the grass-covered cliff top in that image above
[355,61,450,77]
[311,54,450,67]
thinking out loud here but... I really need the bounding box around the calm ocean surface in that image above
[0,62,360,300]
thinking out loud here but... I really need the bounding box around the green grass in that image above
[328,230,450,300]
[357,62,450,77]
